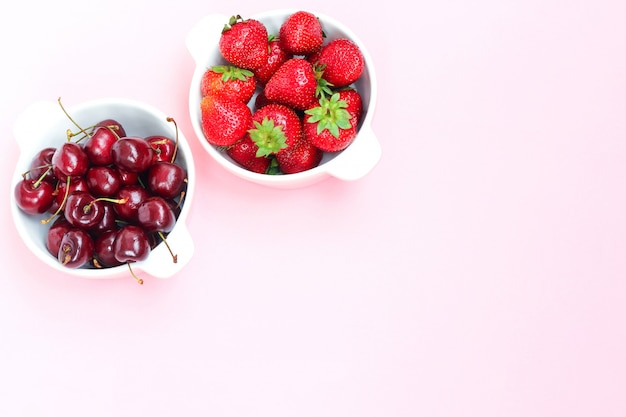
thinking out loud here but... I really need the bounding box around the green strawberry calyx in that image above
[211,65,254,82]
[313,63,334,98]
[248,118,288,157]
[304,93,352,138]
[223,15,244,33]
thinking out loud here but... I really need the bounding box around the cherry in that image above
[86,165,121,197]
[52,142,89,178]
[83,126,118,166]
[115,167,139,186]
[89,202,118,237]
[14,177,55,215]
[64,191,105,229]
[147,135,177,163]
[94,119,127,138]
[54,176,89,210]
[136,196,179,263]
[46,217,72,256]
[113,184,149,222]
[146,161,187,199]
[93,229,123,268]
[136,196,176,233]
[29,147,57,184]
[58,228,94,268]
[114,224,151,263]
[110,137,155,173]
[113,224,152,284]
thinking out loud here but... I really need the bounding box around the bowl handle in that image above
[326,124,382,181]
[137,222,195,279]
[185,14,229,64]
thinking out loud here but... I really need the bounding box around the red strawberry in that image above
[254,35,291,85]
[276,136,323,174]
[337,88,362,122]
[219,15,268,70]
[248,103,302,157]
[303,92,357,152]
[226,133,271,174]
[200,65,257,103]
[264,58,318,110]
[312,38,364,88]
[279,11,325,55]
[200,94,252,147]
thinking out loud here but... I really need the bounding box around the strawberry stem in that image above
[248,118,288,157]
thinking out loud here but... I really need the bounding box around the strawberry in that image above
[200,65,256,103]
[264,58,318,110]
[219,15,268,70]
[248,103,302,157]
[312,38,364,88]
[337,87,362,122]
[276,136,323,174]
[254,34,291,85]
[226,133,271,174]
[279,11,325,55]
[200,94,252,147]
[303,92,357,152]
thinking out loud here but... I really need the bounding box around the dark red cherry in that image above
[113,224,151,263]
[146,161,187,199]
[64,192,105,229]
[83,126,118,166]
[46,216,73,256]
[113,184,149,222]
[29,147,57,184]
[89,202,118,237]
[14,177,55,215]
[52,142,89,178]
[136,196,176,233]
[94,229,123,268]
[58,228,94,268]
[86,166,121,197]
[94,119,127,138]
[146,135,177,163]
[55,177,89,210]
[110,137,155,173]
[115,167,139,186]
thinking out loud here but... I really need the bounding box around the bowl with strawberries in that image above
[10,97,196,284]
[186,9,381,188]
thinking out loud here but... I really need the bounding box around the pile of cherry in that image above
[13,101,188,284]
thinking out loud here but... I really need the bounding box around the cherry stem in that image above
[127,262,144,285]
[57,97,91,141]
[173,191,185,211]
[41,175,71,225]
[22,165,52,187]
[104,124,122,139]
[166,117,179,163]
[84,197,128,213]
[158,231,178,263]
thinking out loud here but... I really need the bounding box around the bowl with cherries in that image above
[11,97,196,283]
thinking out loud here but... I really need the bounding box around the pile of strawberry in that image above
[199,11,365,174]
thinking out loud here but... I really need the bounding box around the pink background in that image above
[1,0,626,416]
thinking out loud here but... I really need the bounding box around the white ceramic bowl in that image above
[186,9,381,188]
[10,98,196,279]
